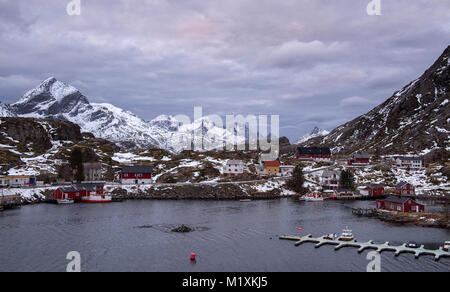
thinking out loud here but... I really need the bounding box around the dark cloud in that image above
[0,0,449,140]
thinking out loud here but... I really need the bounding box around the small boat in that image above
[324,233,338,240]
[300,193,324,202]
[57,198,74,205]
[240,199,252,202]
[82,194,112,203]
[444,241,450,251]
[406,242,419,248]
[338,227,354,241]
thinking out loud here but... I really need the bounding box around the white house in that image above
[280,164,295,177]
[393,156,423,168]
[223,160,244,175]
[321,170,340,189]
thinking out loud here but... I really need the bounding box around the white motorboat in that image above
[338,227,354,241]
[57,198,74,204]
[300,193,324,202]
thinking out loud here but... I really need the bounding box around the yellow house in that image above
[263,161,280,175]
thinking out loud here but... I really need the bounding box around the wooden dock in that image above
[280,234,450,261]
[0,195,21,211]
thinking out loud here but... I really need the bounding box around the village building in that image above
[121,165,153,184]
[364,185,385,197]
[395,181,415,196]
[376,196,424,213]
[52,182,104,201]
[321,170,340,189]
[296,147,331,161]
[347,153,370,165]
[280,164,295,177]
[0,175,36,187]
[83,162,103,182]
[262,160,280,176]
[223,160,244,176]
[393,156,423,168]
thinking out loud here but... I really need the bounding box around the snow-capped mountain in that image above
[0,102,16,117]
[302,45,450,155]
[295,127,329,144]
[6,77,242,152]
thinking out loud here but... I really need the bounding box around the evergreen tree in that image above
[287,165,306,194]
[70,148,84,182]
[339,169,355,189]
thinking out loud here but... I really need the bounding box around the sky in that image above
[0,0,449,141]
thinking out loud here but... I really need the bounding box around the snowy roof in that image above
[121,165,153,173]
[395,156,422,161]
[395,181,410,188]
[226,160,243,165]
[297,147,331,155]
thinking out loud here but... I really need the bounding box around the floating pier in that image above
[280,234,450,261]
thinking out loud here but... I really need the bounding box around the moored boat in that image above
[324,233,338,240]
[444,241,450,251]
[56,198,74,204]
[300,193,324,202]
[338,227,354,241]
[82,194,112,203]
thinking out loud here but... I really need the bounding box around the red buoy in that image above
[298,227,302,231]
[190,253,196,261]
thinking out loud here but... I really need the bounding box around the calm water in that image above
[0,199,449,272]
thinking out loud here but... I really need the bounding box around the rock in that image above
[171,225,193,233]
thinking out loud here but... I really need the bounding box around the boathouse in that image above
[376,196,424,213]
[121,165,153,184]
[364,185,385,197]
[395,181,415,196]
[52,183,104,201]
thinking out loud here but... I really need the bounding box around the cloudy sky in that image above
[0,0,449,141]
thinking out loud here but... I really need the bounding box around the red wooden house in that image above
[52,183,104,201]
[395,181,415,196]
[364,185,385,197]
[121,165,153,184]
[376,196,424,213]
[296,147,331,161]
[348,153,370,165]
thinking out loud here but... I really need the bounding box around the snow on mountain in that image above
[303,45,450,155]
[7,77,242,152]
[295,126,329,144]
[0,102,16,117]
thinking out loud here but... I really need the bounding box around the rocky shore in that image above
[110,183,293,201]
[361,209,450,229]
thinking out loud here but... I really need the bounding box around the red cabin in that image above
[377,196,424,213]
[52,183,104,201]
[348,153,370,165]
[365,185,385,197]
[395,181,415,196]
[296,147,331,161]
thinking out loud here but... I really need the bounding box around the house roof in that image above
[395,181,410,188]
[354,153,370,159]
[395,156,422,161]
[297,147,331,155]
[226,160,243,165]
[263,160,280,167]
[366,184,384,189]
[322,170,340,177]
[381,196,413,204]
[121,165,153,173]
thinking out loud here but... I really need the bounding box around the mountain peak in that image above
[296,126,329,144]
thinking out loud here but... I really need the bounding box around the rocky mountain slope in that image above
[295,127,329,144]
[5,77,241,152]
[0,116,119,174]
[302,45,450,155]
